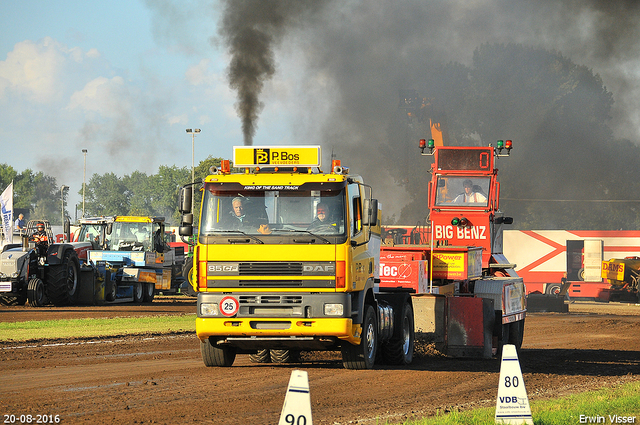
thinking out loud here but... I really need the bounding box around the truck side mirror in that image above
[179,213,194,237]
[106,223,113,235]
[179,186,193,214]
[179,225,193,237]
[362,198,379,226]
[63,218,70,242]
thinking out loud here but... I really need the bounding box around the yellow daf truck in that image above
[178,146,414,369]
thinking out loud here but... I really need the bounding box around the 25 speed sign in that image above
[219,296,239,317]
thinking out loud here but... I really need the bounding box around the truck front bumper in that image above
[195,291,361,347]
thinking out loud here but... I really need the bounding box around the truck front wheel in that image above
[342,304,377,370]
[201,338,236,367]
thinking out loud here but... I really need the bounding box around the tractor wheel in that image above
[270,349,300,363]
[27,277,47,307]
[508,319,525,350]
[45,250,80,306]
[0,294,27,306]
[381,302,414,365]
[105,281,117,302]
[497,319,525,357]
[182,257,196,297]
[545,283,561,295]
[341,304,377,370]
[133,282,144,303]
[143,283,155,302]
[201,338,236,367]
[249,349,272,363]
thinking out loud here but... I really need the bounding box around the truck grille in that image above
[239,262,303,276]
[239,295,303,304]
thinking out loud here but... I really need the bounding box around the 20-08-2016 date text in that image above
[3,414,61,424]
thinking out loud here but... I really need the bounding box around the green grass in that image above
[2,315,638,425]
[392,380,640,424]
[0,314,196,342]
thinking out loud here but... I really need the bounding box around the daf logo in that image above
[303,264,335,273]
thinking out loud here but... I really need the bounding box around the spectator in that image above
[14,214,25,231]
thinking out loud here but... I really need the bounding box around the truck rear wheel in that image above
[46,250,79,306]
[27,277,47,307]
[201,338,236,367]
[249,349,271,363]
[342,304,377,370]
[381,302,414,365]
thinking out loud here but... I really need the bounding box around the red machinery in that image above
[381,139,525,356]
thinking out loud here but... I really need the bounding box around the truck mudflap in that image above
[473,277,527,324]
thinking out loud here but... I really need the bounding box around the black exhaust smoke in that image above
[219,0,330,146]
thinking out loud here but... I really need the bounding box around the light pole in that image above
[61,185,68,230]
[82,149,87,218]
[186,129,201,209]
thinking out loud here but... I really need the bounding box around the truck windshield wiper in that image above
[271,229,331,244]
[212,230,264,244]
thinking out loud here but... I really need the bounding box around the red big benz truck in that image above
[381,140,526,357]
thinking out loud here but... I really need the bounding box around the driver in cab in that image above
[227,197,270,234]
[307,202,338,232]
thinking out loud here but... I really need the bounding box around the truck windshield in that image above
[106,222,158,251]
[200,186,347,237]
[435,176,490,207]
[78,224,105,248]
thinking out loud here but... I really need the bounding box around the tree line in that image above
[0,156,224,227]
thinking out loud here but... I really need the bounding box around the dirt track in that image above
[1,299,639,424]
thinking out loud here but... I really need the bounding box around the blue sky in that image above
[2,1,640,219]
[0,0,297,210]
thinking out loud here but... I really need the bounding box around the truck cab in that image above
[180,146,414,369]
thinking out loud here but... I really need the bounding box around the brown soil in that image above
[1,299,639,424]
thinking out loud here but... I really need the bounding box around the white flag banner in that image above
[1,182,13,244]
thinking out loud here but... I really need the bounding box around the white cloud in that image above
[0,37,69,103]
[86,48,101,59]
[167,113,188,126]
[67,76,133,119]
[185,58,212,85]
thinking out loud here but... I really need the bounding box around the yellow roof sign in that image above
[233,146,322,167]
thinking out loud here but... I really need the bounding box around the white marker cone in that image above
[495,344,533,424]
[279,369,313,425]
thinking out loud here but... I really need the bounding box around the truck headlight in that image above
[324,303,344,316]
[200,303,219,317]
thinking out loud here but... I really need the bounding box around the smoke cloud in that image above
[219,0,329,145]
[215,0,640,228]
